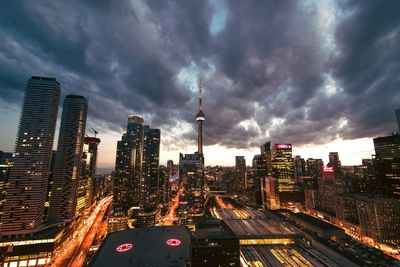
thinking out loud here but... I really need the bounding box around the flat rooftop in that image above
[89,226,192,267]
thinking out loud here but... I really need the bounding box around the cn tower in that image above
[196,81,205,156]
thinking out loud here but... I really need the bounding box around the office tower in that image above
[272,144,295,192]
[316,165,337,216]
[328,152,342,175]
[235,156,246,191]
[260,141,273,175]
[373,133,400,197]
[396,109,400,131]
[252,154,267,207]
[142,126,160,210]
[355,195,400,245]
[196,82,205,157]
[265,177,280,210]
[306,158,324,178]
[303,177,318,211]
[0,77,60,234]
[179,152,204,225]
[293,156,306,182]
[374,133,400,159]
[77,136,101,215]
[109,115,144,232]
[49,95,88,223]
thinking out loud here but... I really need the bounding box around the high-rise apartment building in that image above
[49,95,88,223]
[142,126,160,210]
[0,77,60,234]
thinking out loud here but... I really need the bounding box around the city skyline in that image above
[1,1,400,169]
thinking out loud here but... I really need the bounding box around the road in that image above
[161,184,183,226]
[47,196,112,267]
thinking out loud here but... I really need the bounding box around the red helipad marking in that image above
[116,243,133,252]
[166,238,181,246]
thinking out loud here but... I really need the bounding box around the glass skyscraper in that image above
[49,95,88,223]
[0,77,60,235]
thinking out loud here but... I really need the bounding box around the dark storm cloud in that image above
[330,0,400,138]
[0,0,399,151]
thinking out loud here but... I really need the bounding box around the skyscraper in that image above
[48,95,88,223]
[396,108,400,131]
[142,126,160,210]
[272,144,295,192]
[109,115,144,232]
[373,133,400,196]
[0,77,60,234]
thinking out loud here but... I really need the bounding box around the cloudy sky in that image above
[0,0,399,169]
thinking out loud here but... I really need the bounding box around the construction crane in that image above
[92,128,98,138]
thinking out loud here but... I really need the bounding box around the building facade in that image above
[0,77,60,234]
[49,95,88,223]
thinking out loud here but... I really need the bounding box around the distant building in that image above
[396,108,400,131]
[306,158,324,178]
[293,156,306,183]
[49,95,88,223]
[252,154,267,207]
[158,165,170,208]
[0,76,60,235]
[316,165,337,216]
[235,156,246,191]
[304,178,318,211]
[78,137,101,213]
[328,152,342,175]
[265,177,280,210]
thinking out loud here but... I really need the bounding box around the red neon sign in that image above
[116,243,133,252]
[323,166,334,173]
[274,144,292,149]
[166,238,181,246]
